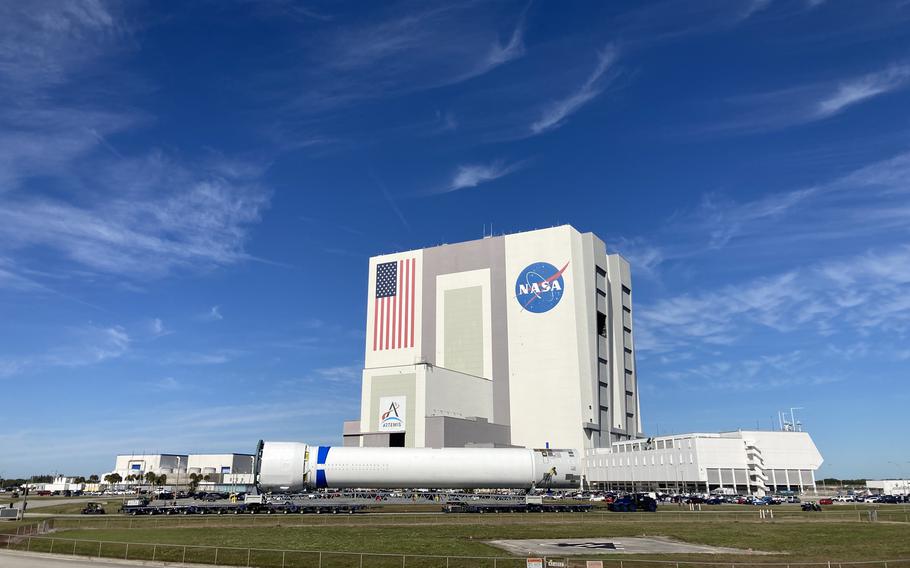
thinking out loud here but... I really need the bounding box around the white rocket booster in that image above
[255,441,581,492]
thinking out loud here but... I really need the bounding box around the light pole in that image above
[175,457,181,505]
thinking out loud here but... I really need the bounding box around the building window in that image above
[597,312,607,337]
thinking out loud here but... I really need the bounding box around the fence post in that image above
[73,539,77,556]
[282,550,286,568]
[319,551,323,568]
[183,545,187,565]
[125,542,129,560]
[27,537,31,552]
[50,538,55,554]
[98,541,102,558]
[215,547,219,565]
[153,544,157,561]
[247,547,252,566]
[360,553,364,568]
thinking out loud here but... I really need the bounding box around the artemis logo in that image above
[378,396,406,432]
[515,261,569,313]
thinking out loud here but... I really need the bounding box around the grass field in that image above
[3,502,910,568]
[31,514,910,563]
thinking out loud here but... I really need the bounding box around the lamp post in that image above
[175,457,181,506]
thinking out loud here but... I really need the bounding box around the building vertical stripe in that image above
[384,290,390,350]
[403,258,409,346]
[378,297,385,350]
[372,289,378,351]
[410,258,416,347]
[397,260,403,348]
[391,281,397,349]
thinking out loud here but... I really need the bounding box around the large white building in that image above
[584,431,823,496]
[341,225,825,495]
[344,225,640,453]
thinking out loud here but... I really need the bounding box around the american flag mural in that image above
[373,258,416,351]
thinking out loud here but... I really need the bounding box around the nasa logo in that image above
[515,261,569,313]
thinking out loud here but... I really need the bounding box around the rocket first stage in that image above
[255,441,582,492]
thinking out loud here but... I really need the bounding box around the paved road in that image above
[0,550,169,567]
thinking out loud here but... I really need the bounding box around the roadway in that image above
[0,550,166,567]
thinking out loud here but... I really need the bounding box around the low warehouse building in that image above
[112,454,188,480]
[110,453,253,484]
[187,454,255,483]
[584,430,823,496]
[866,479,910,496]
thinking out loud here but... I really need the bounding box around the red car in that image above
[818,498,834,505]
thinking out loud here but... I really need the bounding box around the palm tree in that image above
[144,471,157,486]
[156,474,167,486]
[103,473,122,486]
[88,475,99,483]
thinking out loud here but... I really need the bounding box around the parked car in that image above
[818,498,834,505]
[801,502,822,511]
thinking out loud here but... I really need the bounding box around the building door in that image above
[389,433,405,447]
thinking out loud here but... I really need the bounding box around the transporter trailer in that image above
[119,496,366,516]
[444,495,592,514]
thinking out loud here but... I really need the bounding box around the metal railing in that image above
[2,534,910,568]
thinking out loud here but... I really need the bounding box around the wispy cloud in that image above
[149,318,172,338]
[0,323,131,378]
[530,46,618,135]
[313,365,361,383]
[0,154,271,280]
[203,305,224,321]
[484,2,529,68]
[448,160,524,192]
[815,64,910,118]
[151,376,181,391]
[160,350,239,366]
[618,150,910,275]
[709,62,910,134]
[637,244,910,354]
[277,3,530,114]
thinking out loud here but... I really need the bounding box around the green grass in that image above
[42,515,910,563]
[26,499,127,515]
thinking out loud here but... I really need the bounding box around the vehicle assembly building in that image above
[344,225,641,452]
[109,225,824,496]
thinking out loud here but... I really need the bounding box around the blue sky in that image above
[1,0,909,479]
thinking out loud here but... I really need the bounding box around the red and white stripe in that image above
[373,258,416,351]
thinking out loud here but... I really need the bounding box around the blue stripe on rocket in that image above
[315,446,331,488]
